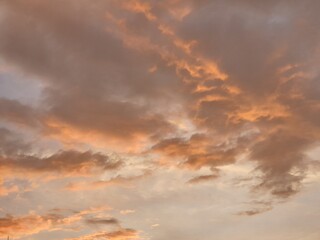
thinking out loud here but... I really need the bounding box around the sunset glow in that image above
[0,1,320,239]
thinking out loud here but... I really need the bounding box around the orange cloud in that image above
[122,0,156,21]
[0,212,78,238]
[151,133,248,169]
[66,228,140,240]
[0,207,118,239]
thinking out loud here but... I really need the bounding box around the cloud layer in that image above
[0,0,320,239]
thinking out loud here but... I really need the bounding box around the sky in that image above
[0,0,320,239]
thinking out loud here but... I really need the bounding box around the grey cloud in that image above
[172,0,320,200]
[0,0,181,142]
[86,217,119,226]
[250,130,311,198]
[0,98,40,128]
[187,173,219,184]
[0,127,30,156]
[0,125,121,177]
[0,150,122,177]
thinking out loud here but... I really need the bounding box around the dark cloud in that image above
[0,127,30,156]
[237,200,273,216]
[237,207,272,217]
[250,130,311,198]
[45,91,174,141]
[0,126,121,178]
[0,98,40,128]
[86,217,119,226]
[0,0,181,143]
[0,0,319,224]
[0,150,122,177]
[187,174,219,184]
[169,0,320,201]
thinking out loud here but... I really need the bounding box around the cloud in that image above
[120,210,135,215]
[65,170,151,191]
[187,174,219,184]
[0,98,40,128]
[173,0,320,201]
[66,228,140,240]
[0,180,19,196]
[151,133,252,169]
[0,126,123,190]
[0,150,122,179]
[0,207,122,238]
[0,127,30,156]
[0,0,179,148]
[0,212,78,238]
[236,200,273,216]
[250,130,311,198]
[85,217,119,226]
[0,0,320,230]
